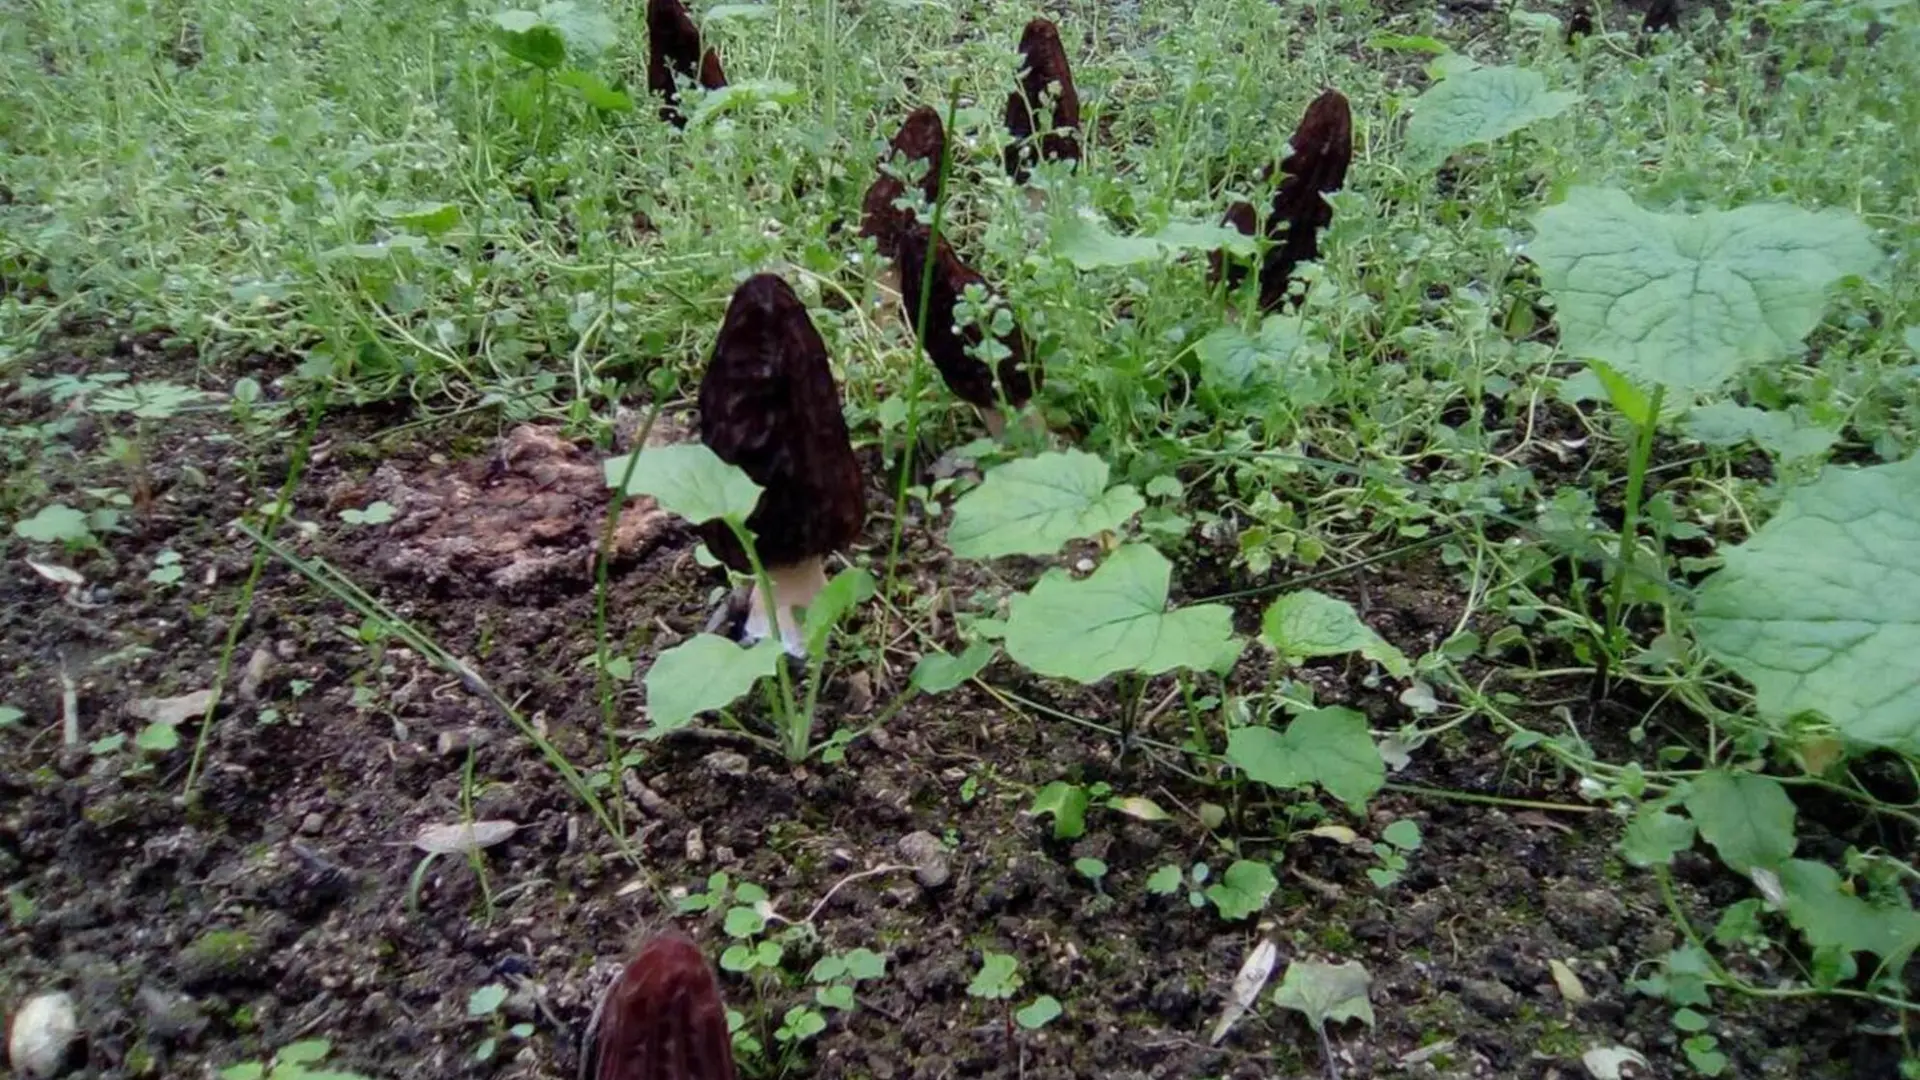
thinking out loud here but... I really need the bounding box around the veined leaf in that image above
[948,449,1143,559]
[1695,454,1920,754]
[1530,187,1882,393]
[1262,590,1411,677]
[1225,707,1384,813]
[644,635,782,734]
[1682,770,1796,875]
[1004,545,1242,683]
[604,443,763,525]
[1405,64,1579,169]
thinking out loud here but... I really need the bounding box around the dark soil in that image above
[0,327,1897,1080]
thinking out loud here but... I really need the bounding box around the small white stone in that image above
[8,991,78,1079]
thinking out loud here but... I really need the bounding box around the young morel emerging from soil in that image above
[1003,17,1081,184]
[892,226,1041,436]
[698,273,866,657]
[859,106,948,262]
[1211,88,1354,312]
[582,933,736,1080]
[647,0,727,128]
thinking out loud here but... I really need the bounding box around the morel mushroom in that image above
[698,274,866,657]
[893,226,1040,436]
[582,933,735,1080]
[1004,17,1081,184]
[1211,88,1353,312]
[648,0,728,128]
[859,106,949,262]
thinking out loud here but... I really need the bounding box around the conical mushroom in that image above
[1004,17,1081,185]
[1211,88,1353,312]
[648,0,728,128]
[860,106,948,262]
[698,274,866,657]
[582,933,735,1080]
[892,226,1040,437]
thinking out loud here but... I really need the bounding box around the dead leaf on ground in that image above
[128,689,216,727]
[413,820,519,854]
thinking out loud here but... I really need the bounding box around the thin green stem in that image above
[1606,384,1666,654]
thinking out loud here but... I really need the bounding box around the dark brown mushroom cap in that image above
[648,0,727,127]
[1211,88,1354,311]
[860,106,948,258]
[1004,17,1081,183]
[893,226,1039,412]
[697,274,865,572]
[586,933,736,1080]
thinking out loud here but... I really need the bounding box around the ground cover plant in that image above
[3,0,1918,1076]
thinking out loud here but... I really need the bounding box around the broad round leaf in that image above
[1681,770,1796,875]
[1405,64,1579,169]
[910,641,996,694]
[1004,545,1241,683]
[1530,187,1882,393]
[605,443,763,525]
[1261,589,1411,677]
[1694,454,1920,753]
[1272,959,1375,1030]
[12,504,92,544]
[1204,860,1277,920]
[1225,706,1385,812]
[644,634,782,734]
[1195,316,1309,399]
[947,450,1144,559]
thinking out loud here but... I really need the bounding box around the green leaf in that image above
[948,450,1144,558]
[1681,770,1796,874]
[801,567,876,656]
[841,948,886,981]
[467,985,509,1016]
[1145,865,1183,895]
[1405,64,1580,169]
[1777,859,1920,963]
[968,953,1023,1000]
[276,1040,332,1065]
[1225,707,1385,813]
[219,1066,265,1080]
[1529,187,1882,392]
[339,500,398,526]
[1029,781,1090,840]
[490,16,567,69]
[1074,856,1109,881]
[724,904,767,938]
[1195,316,1309,399]
[13,504,92,544]
[536,1,616,59]
[1694,455,1920,754]
[1272,959,1375,1030]
[910,641,995,694]
[554,69,634,112]
[1380,820,1422,852]
[687,79,803,125]
[135,723,180,752]
[705,3,776,18]
[1588,361,1655,428]
[1619,807,1697,868]
[1261,590,1411,678]
[1681,403,1836,462]
[0,705,23,728]
[1016,995,1063,1029]
[605,443,763,525]
[1004,545,1241,683]
[383,201,462,236]
[815,984,855,1011]
[1048,215,1254,270]
[1204,860,1277,920]
[644,635,782,734]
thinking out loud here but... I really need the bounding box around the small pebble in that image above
[895,831,951,889]
[8,991,78,1079]
[704,751,750,778]
[685,826,706,863]
[436,729,487,758]
[299,812,326,836]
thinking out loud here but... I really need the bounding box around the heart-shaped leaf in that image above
[1530,187,1881,393]
[605,443,763,526]
[1405,64,1579,169]
[1225,706,1385,812]
[1261,590,1411,678]
[1004,545,1241,683]
[947,449,1143,559]
[644,634,782,734]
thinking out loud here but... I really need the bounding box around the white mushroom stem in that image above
[743,558,828,659]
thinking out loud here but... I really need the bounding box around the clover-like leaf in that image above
[1694,454,1920,754]
[605,443,763,525]
[1204,860,1277,920]
[1225,707,1385,813]
[1272,959,1375,1030]
[1530,187,1882,393]
[1261,589,1411,678]
[1004,545,1241,683]
[644,635,782,734]
[1619,807,1697,868]
[967,953,1023,1000]
[1405,64,1579,168]
[1681,770,1796,875]
[948,450,1144,559]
